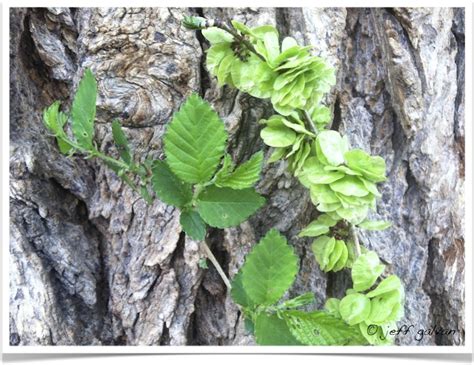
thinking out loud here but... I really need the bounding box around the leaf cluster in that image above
[324,251,405,345]
[231,229,368,345]
[44,70,266,242]
[202,21,335,119]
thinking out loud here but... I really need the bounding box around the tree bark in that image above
[9,7,465,346]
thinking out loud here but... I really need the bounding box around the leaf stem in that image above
[212,20,266,63]
[349,224,361,257]
[201,241,232,290]
[302,110,318,136]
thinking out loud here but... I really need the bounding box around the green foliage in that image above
[282,310,368,345]
[254,313,302,345]
[163,93,227,184]
[311,236,348,272]
[151,160,193,208]
[214,151,264,189]
[71,68,97,149]
[196,186,265,228]
[112,120,132,165]
[352,251,385,292]
[44,71,264,242]
[240,229,298,305]
[180,209,207,241]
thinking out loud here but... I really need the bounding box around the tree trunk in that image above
[9,7,465,346]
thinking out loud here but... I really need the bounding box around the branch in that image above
[349,224,361,257]
[201,241,232,290]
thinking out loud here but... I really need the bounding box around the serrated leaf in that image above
[43,101,74,154]
[358,219,391,231]
[230,270,254,308]
[180,209,207,241]
[163,94,227,183]
[255,313,302,345]
[112,120,132,165]
[283,310,368,345]
[279,292,315,309]
[196,186,265,228]
[151,160,193,208]
[241,229,298,306]
[71,68,97,149]
[352,251,385,292]
[215,151,263,189]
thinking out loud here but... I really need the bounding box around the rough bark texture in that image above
[9,7,465,346]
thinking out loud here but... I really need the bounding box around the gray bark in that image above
[9,7,465,346]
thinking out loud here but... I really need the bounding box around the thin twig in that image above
[214,20,267,63]
[349,224,361,257]
[201,241,232,290]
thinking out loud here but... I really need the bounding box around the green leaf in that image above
[163,93,227,183]
[202,27,234,44]
[151,160,193,208]
[230,270,254,308]
[311,235,335,270]
[315,130,348,166]
[43,101,66,134]
[198,258,209,269]
[368,291,403,324]
[180,209,207,241]
[241,229,298,305]
[298,220,330,238]
[268,147,287,163]
[352,251,385,292]
[214,154,234,182]
[255,313,302,345]
[206,43,233,74]
[71,68,97,149]
[310,184,340,205]
[366,275,403,299]
[329,175,369,197]
[344,149,386,182]
[215,151,263,189]
[196,186,265,228]
[335,205,369,225]
[332,240,349,272]
[57,138,74,154]
[139,185,153,204]
[43,102,74,154]
[339,293,371,326]
[112,120,132,165]
[324,298,341,318]
[358,219,391,231]
[260,125,296,147]
[279,293,315,309]
[283,310,368,345]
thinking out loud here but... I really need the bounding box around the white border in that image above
[1,0,472,355]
